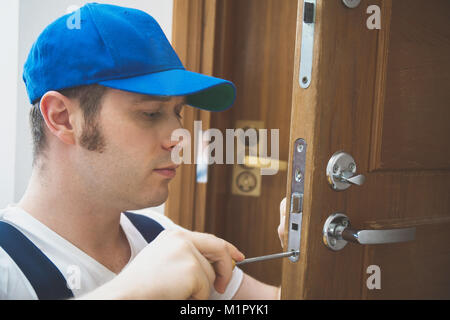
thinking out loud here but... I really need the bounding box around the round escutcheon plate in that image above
[323,213,350,251]
[236,171,257,193]
[342,0,361,9]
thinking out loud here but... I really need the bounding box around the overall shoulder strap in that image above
[0,221,74,300]
[123,212,165,243]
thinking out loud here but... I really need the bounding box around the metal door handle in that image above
[323,213,416,251]
[339,174,365,186]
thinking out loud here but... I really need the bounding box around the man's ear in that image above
[39,91,81,146]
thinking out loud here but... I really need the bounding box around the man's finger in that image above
[188,240,216,286]
[279,197,287,248]
[184,231,245,262]
[212,257,234,293]
[190,259,214,300]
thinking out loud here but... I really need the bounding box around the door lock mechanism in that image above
[287,139,307,262]
[326,151,365,191]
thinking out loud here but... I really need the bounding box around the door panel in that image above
[282,0,450,299]
[372,0,450,171]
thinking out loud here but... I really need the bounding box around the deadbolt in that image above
[326,151,365,191]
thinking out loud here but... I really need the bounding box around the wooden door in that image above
[281,0,450,299]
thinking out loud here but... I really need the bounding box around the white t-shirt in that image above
[0,205,243,300]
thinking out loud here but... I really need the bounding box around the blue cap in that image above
[23,2,236,111]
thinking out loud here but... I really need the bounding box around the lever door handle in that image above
[323,213,416,251]
[339,173,365,186]
[341,226,415,245]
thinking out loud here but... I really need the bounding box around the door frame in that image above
[164,0,217,232]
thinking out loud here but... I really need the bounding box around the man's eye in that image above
[175,105,184,120]
[143,111,161,119]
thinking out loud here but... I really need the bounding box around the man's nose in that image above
[162,119,184,151]
[163,135,183,151]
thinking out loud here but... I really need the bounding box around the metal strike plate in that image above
[287,139,307,262]
[299,0,316,89]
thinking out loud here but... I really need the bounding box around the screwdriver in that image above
[232,250,299,268]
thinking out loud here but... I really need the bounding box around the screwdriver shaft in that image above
[235,250,299,266]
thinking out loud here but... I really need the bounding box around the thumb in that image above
[278,197,287,249]
[280,197,287,219]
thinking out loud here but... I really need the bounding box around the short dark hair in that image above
[30,84,109,166]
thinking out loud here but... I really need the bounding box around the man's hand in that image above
[81,229,244,300]
[181,230,245,293]
[277,197,287,249]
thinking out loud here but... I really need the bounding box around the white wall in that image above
[0,1,19,209]
[1,0,174,214]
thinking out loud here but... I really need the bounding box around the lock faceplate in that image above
[287,139,307,262]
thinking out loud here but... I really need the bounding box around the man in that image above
[0,3,281,299]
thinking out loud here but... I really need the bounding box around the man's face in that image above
[73,88,185,211]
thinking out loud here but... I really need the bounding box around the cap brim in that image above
[99,69,236,111]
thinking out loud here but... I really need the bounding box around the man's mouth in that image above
[153,165,179,178]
